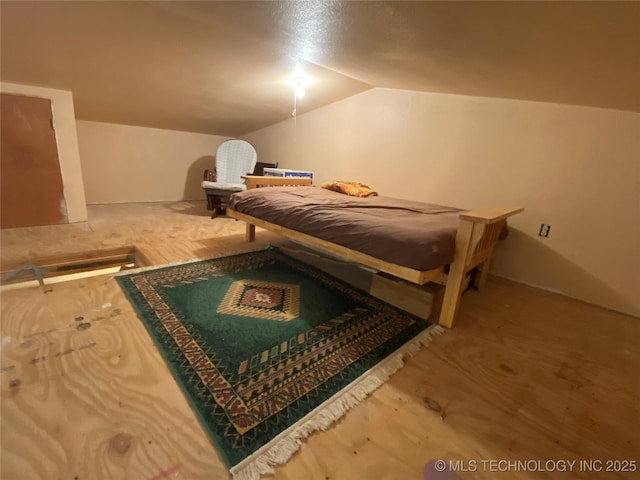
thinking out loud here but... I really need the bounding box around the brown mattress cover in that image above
[228,187,463,271]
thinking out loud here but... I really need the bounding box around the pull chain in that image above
[292,90,297,117]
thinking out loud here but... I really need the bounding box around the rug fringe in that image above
[229,324,444,480]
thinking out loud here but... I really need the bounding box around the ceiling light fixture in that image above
[292,78,306,99]
[288,65,310,117]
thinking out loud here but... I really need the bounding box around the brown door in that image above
[1,93,68,228]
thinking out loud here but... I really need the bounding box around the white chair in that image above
[202,140,258,218]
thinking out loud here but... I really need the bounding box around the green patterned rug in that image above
[116,248,440,479]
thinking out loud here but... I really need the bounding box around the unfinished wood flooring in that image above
[1,201,638,480]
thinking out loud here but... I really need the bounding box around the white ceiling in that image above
[2,1,638,136]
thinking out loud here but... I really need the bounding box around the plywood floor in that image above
[1,201,638,480]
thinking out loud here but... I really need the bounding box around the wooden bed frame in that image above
[227,175,523,328]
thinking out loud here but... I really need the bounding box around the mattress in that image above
[228,186,463,271]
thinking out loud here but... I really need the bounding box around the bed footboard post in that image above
[440,206,523,327]
[439,219,475,328]
[245,223,255,242]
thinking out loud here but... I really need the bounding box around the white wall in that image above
[77,121,230,203]
[243,88,640,318]
[1,82,88,223]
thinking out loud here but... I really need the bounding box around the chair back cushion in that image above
[215,140,258,184]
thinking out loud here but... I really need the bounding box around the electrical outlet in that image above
[539,224,551,237]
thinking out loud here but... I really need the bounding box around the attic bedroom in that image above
[1,1,638,479]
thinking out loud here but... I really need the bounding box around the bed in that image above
[227,176,523,328]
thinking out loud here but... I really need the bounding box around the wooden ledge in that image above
[460,206,524,224]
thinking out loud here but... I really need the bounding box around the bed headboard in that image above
[241,175,312,189]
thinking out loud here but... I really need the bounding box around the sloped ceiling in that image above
[2,1,638,136]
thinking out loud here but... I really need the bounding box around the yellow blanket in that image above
[320,180,378,197]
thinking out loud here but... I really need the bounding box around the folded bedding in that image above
[320,180,378,197]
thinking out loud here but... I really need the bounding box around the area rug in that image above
[116,248,441,479]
